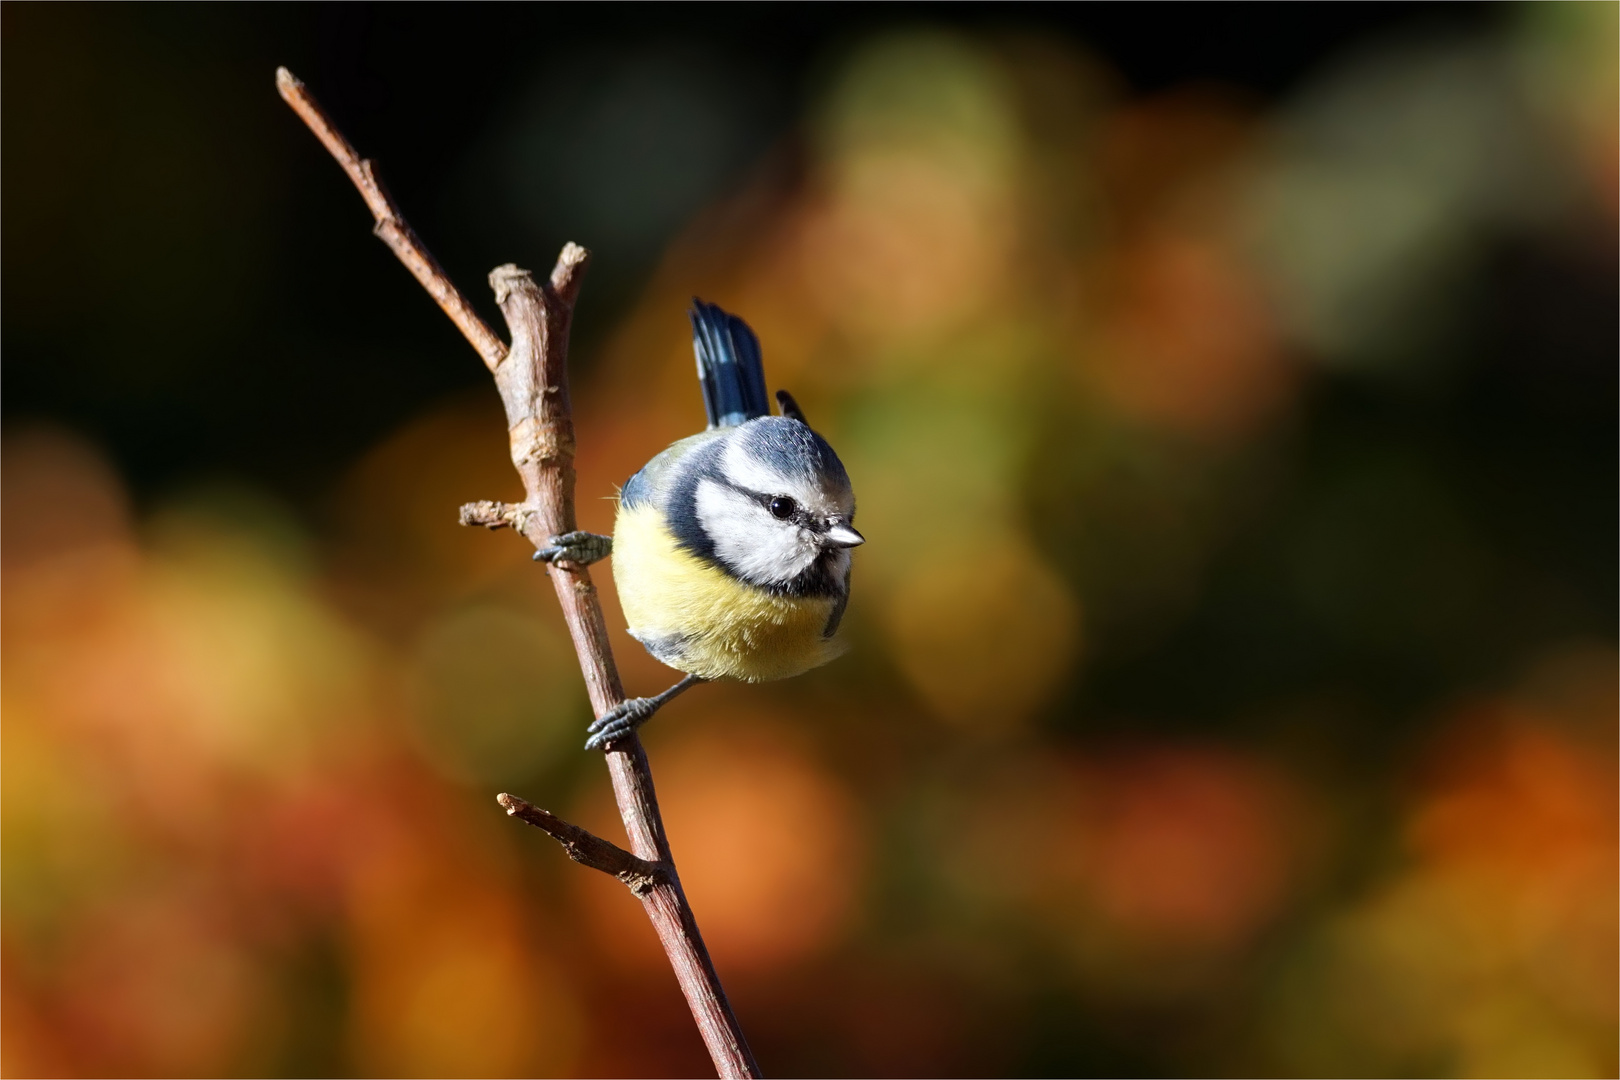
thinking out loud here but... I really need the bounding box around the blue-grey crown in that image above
[734,416,851,491]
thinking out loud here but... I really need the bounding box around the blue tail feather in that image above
[690,299,770,429]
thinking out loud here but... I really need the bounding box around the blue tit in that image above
[535,299,863,750]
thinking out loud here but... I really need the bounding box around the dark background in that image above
[5,3,1514,507]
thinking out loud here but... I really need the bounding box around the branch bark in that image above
[277,67,761,1079]
[275,67,506,371]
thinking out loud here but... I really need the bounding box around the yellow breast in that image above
[612,502,845,682]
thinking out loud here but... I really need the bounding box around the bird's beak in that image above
[823,521,865,548]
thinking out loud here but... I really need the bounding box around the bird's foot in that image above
[583,674,705,751]
[533,531,612,567]
[583,697,660,751]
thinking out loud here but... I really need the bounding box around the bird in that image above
[535,299,863,750]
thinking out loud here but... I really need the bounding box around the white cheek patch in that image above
[694,478,819,586]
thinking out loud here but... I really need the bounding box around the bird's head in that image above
[694,416,861,591]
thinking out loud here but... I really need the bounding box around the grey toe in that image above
[583,721,635,751]
[586,698,651,735]
[534,531,613,567]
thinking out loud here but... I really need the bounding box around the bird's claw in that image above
[533,531,612,567]
[582,675,702,752]
[584,697,658,751]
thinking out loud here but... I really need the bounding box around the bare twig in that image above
[277,69,761,1079]
[275,67,506,371]
[497,793,666,896]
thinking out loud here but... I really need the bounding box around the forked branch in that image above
[276,67,761,1079]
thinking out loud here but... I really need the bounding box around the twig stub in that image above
[457,500,520,529]
[497,794,667,896]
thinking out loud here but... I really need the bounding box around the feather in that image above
[775,389,808,424]
[690,299,770,429]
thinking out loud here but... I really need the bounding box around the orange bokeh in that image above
[951,741,1307,995]
[574,709,864,977]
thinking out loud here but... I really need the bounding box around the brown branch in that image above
[457,499,525,530]
[483,264,762,1077]
[277,69,762,1079]
[274,67,507,371]
[497,793,666,896]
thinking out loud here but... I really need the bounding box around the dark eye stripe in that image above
[721,480,797,518]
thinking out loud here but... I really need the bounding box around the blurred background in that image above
[3,4,1616,1077]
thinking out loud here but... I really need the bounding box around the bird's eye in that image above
[768,496,797,520]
